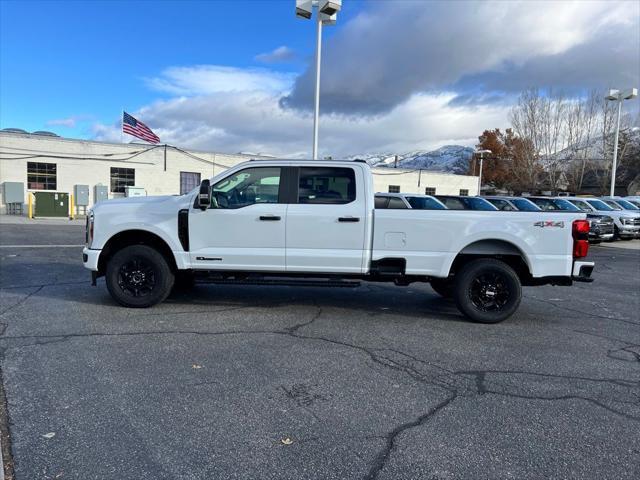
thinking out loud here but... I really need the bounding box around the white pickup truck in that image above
[83,160,594,323]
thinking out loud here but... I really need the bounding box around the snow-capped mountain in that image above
[347,145,474,174]
[550,128,640,163]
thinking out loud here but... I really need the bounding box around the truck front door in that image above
[189,166,287,271]
[286,166,367,274]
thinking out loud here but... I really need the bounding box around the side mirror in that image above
[198,179,211,210]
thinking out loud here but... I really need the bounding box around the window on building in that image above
[298,167,356,204]
[212,167,281,208]
[110,167,135,193]
[180,171,201,195]
[459,189,469,196]
[424,187,436,195]
[27,162,57,190]
[388,185,400,193]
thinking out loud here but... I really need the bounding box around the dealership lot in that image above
[0,222,639,480]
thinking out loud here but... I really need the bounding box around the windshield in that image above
[464,197,498,211]
[552,198,581,211]
[587,199,614,211]
[406,196,446,210]
[569,199,592,211]
[487,199,514,211]
[512,199,540,211]
[614,199,639,210]
[603,200,623,210]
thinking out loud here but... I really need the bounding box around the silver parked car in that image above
[564,197,640,240]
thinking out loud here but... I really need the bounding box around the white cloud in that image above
[46,116,80,128]
[144,65,295,96]
[255,46,296,64]
[283,0,640,113]
[94,88,511,158]
[94,1,639,157]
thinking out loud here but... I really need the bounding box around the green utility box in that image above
[34,192,69,217]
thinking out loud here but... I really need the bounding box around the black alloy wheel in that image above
[452,258,522,323]
[106,245,174,308]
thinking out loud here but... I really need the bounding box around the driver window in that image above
[211,167,281,209]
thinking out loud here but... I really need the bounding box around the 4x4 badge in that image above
[533,221,565,228]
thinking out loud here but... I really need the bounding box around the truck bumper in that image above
[572,261,594,283]
[83,247,101,272]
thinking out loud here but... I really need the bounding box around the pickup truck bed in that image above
[83,159,594,323]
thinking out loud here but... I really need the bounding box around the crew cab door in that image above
[286,166,367,273]
[189,166,287,271]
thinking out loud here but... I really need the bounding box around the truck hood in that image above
[98,195,177,205]
[91,194,193,216]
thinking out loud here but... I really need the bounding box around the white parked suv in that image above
[83,160,594,323]
[564,197,640,239]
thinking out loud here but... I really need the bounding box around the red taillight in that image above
[572,219,589,258]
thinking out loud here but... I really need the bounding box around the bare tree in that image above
[509,88,570,190]
[564,91,599,192]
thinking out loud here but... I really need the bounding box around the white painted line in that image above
[0,245,84,248]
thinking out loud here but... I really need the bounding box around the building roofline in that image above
[0,131,267,158]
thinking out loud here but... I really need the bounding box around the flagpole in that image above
[121,108,124,143]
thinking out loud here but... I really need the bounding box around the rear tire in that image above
[452,259,521,324]
[105,245,174,308]
[430,278,452,298]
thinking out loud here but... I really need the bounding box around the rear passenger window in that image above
[298,167,356,204]
[387,198,407,209]
[375,197,389,209]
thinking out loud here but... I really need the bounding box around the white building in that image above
[0,131,478,214]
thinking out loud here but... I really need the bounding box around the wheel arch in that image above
[448,239,532,281]
[98,229,178,274]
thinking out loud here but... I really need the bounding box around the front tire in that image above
[452,259,521,324]
[105,245,174,308]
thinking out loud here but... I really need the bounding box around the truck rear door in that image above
[286,165,367,274]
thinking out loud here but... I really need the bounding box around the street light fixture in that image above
[296,0,341,159]
[475,149,492,195]
[605,87,637,196]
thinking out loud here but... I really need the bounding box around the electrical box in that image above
[2,182,24,204]
[94,185,109,203]
[125,186,146,197]
[34,192,69,217]
[74,184,89,206]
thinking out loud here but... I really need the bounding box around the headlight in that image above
[620,217,633,225]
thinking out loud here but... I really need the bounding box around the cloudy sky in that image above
[1,0,638,157]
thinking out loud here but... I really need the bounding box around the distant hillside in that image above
[347,145,474,174]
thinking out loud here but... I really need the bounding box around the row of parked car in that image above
[375,193,640,243]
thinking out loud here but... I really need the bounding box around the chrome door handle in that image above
[259,215,281,221]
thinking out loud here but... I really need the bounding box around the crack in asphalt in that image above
[0,285,44,317]
[363,394,457,480]
[1,280,639,478]
[573,329,640,364]
[525,294,639,325]
[4,324,637,478]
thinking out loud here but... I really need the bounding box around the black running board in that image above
[194,276,361,288]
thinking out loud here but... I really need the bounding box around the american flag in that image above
[122,111,160,143]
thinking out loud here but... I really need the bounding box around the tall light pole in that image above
[296,0,341,159]
[475,149,492,195]
[605,88,637,196]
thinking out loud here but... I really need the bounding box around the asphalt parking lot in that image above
[0,221,639,480]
